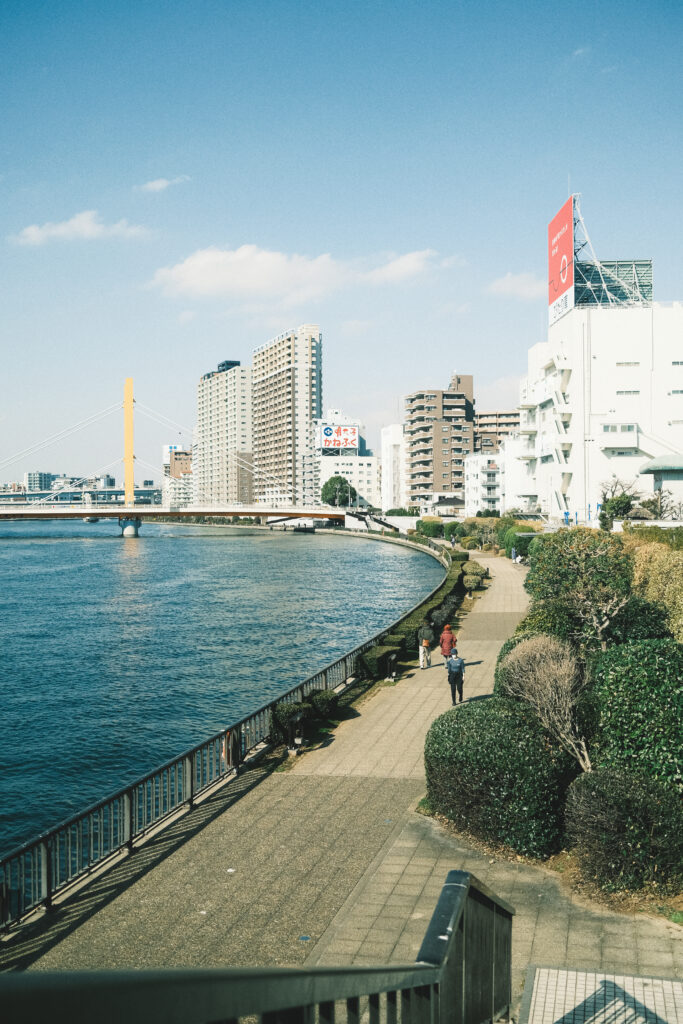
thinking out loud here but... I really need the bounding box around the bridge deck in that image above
[0,505,345,521]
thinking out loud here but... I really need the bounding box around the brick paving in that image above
[2,553,680,1018]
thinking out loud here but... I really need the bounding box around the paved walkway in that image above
[3,555,681,1014]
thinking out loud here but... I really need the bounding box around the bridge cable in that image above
[0,403,121,472]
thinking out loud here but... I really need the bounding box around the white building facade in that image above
[463,454,502,517]
[380,424,406,511]
[252,325,322,504]
[193,360,253,505]
[512,302,683,523]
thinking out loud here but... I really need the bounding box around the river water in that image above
[0,521,443,856]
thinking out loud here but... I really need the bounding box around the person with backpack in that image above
[417,619,435,670]
[447,648,466,704]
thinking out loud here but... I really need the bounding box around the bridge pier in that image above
[119,516,142,537]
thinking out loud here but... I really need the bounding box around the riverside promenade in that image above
[2,555,681,1007]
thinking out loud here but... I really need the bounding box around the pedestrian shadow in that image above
[549,978,672,1024]
[0,759,277,973]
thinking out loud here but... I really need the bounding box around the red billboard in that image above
[548,197,575,325]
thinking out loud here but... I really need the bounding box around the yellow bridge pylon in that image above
[123,377,135,507]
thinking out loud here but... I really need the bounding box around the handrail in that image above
[0,871,514,1024]
[0,534,451,930]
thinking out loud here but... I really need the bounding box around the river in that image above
[0,521,443,856]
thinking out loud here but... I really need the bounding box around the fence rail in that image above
[0,870,514,1024]
[1,535,451,930]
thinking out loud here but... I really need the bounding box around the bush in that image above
[383,632,406,654]
[450,550,470,563]
[360,645,398,679]
[425,698,575,857]
[515,601,576,643]
[272,701,313,743]
[464,560,487,578]
[494,632,538,692]
[460,537,479,550]
[588,639,683,792]
[443,522,460,541]
[310,689,339,719]
[462,574,481,592]
[606,595,672,644]
[416,518,444,538]
[565,768,683,891]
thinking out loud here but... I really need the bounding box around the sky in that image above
[2,0,682,484]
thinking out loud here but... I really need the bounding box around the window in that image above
[603,425,617,432]
[673,390,683,395]
[620,424,635,432]
[616,361,640,367]
[672,361,683,366]
[616,390,640,396]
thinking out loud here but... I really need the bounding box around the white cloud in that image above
[138,175,190,193]
[487,271,545,301]
[572,46,589,58]
[12,210,147,246]
[364,249,437,284]
[152,244,439,304]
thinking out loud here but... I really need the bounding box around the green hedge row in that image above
[425,698,576,857]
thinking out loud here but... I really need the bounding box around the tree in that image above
[632,543,683,641]
[525,528,633,651]
[637,489,676,520]
[321,475,357,507]
[497,635,592,771]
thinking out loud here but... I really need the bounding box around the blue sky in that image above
[2,0,682,483]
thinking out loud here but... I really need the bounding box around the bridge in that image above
[0,378,350,535]
[0,504,346,534]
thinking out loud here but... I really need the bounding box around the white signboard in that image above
[317,424,359,450]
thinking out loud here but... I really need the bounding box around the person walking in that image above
[439,623,457,666]
[417,619,435,670]
[447,648,466,704]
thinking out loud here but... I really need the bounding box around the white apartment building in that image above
[463,454,502,517]
[252,325,322,504]
[318,455,381,509]
[193,360,253,505]
[512,302,683,523]
[380,424,407,511]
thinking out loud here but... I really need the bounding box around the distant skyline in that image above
[2,0,682,483]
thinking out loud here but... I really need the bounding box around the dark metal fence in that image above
[0,870,514,1024]
[1,537,451,930]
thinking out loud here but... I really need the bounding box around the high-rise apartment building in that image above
[381,424,407,511]
[404,374,475,505]
[194,360,253,505]
[474,410,520,453]
[252,325,322,503]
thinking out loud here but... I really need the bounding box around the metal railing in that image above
[1,536,452,930]
[0,871,514,1024]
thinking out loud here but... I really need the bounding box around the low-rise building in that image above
[464,454,502,517]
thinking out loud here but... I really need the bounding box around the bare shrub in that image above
[498,635,592,771]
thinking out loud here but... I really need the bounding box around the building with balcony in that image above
[194,360,253,505]
[463,455,502,517]
[512,302,683,522]
[474,410,521,453]
[404,374,475,506]
[252,325,322,503]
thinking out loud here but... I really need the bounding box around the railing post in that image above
[41,839,53,913]
[186,753,195,809]
[123,790,134,851]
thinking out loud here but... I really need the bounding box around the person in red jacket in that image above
[439,624,457,667]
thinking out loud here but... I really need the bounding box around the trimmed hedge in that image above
[416,519,445,538]
[565,768,683,891]
[360,644,400,680]
[465,560,487,578]
[272,701,313,742]
[424,698,576,857]
[310,689,339,718]
[588,639,683,793]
